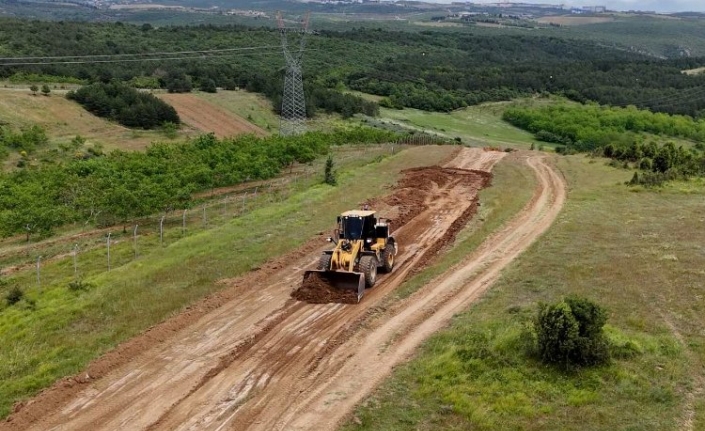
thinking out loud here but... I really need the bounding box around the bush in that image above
[5,285,24,305]
[639,157,654,171]
[534,296,610,368]
[199,79,217,93]
[68,279,95,292]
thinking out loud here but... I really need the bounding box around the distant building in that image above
[581,5,606,13]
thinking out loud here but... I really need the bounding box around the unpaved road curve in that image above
[4,148,565,431]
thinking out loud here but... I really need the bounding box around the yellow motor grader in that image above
[303,210,397,302]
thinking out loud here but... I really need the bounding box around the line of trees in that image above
[0,128,397,240]
[504,102,705,186]
[503,103,705,151]
[67,82,180,129]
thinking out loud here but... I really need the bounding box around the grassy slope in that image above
[0,144,457,419]
[196,89,352,134]
[377,103,540,149]
[342,154,705,430]
[0,88,194,154]
[195,89,281,133]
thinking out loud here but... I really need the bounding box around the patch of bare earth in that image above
[159,93,267,138]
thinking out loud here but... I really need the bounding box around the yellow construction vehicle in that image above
[303,210,397,302]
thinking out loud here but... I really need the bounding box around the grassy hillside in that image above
[342,153,705,430]
[375,101,542,149]
[0,88,196,154]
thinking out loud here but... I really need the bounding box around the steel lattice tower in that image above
[278,12,310,136]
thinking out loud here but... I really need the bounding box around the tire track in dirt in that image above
[282,154,565,431]
[3,148,526,431]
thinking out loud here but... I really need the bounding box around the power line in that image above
[0,45,289,66]
[0,52,277,66]
[0,45,281,61]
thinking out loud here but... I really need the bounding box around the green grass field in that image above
[377,103,540,149]
[0,144,457,419]
[342,154,705,430]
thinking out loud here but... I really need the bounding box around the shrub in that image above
[324,155,337,186]
[68,279,95,292]
[534,296,610,368]
[5,285,24,305]
[199,79,217,93]
[639,157,653,171]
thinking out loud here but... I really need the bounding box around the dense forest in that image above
[503,103,705,151]
[0,19,703,117]
[0,128,397,239]
[504,103,705,186]
[67,82,180,129]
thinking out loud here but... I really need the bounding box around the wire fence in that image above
[2,142,430,289]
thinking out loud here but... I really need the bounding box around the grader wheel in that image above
[380,243,395,273]
[318,254,332,271]
[359,255,378,288]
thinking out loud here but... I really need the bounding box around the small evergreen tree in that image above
[41,84,51,96]
[324,155,337,186]
[29,84,38,95]
[535,296,609,368]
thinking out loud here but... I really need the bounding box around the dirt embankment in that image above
[0,147,569,431]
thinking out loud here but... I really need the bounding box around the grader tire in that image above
[318,254,332,271]
[359,255,378,288]
[380,243,395,273]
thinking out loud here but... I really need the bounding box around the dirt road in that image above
[4,148,565,431]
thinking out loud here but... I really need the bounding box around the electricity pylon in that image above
[278,12,310,136]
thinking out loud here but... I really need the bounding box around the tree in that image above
[324,155,337,185]
[29,85,38,96]
[199,79,217,93]
[41,84,51,96]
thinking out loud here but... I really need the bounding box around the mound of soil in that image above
[383,166,492,230]
[291,272,359,304]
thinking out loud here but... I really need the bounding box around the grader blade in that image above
[302,270,365,302]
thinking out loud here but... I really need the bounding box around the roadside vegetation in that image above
[343,153,703,431]
[0,128,396,239]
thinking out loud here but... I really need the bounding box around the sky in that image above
[421,0,705,13]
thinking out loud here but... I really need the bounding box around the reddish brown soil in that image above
[159,93,267,138]
[2,148,568,431]
[292,272,360,304]
[291,166,492,305]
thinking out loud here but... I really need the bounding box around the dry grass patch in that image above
[0,89,195,152]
